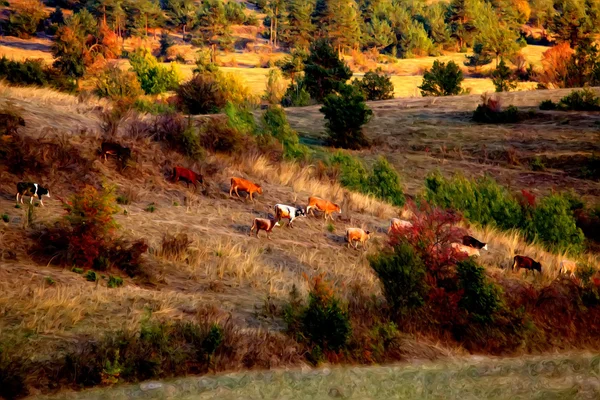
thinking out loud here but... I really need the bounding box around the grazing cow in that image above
[273,204,306,228]
[388,218,413,235]
[101,141,132,164]
[16,182,50,206]
[172,166,204,190]
[462,235,488,251]
[345,228,372,250]
[306,196,341,221]
[559,259,577,277]
[451,242,480,257]
[512,255,542,275]
[249,217,278,239]
[230,177,263,202]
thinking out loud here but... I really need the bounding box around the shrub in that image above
[198,117,248,155]
[303,39,352,102]
[530,157,545,171]
[107,239,148,277]
[281,81,311,107]
[193,49,218,74]
[425,172,523,231]
[263,68,287,105]
[352,68,395,101]
[457,258,501,324]
[176,73,226,115]
[472,94,519,123]
[419,60,464,97]
[107,275,124,288]
[538,43,574,89]
[158,32,175,59]
[367,157,406,207]
[0,349,28,400]
[95,65,143,103]
[7,0,46,38]
[369,242,429,316]
[321,84,372,149]
[72,267,84,274]
[215,71,256,107]
[133,98,176,115]
[85,270,98,282]
[225,102,256,136]
[261,106,309,160]
[491,59,517,92]
[0,56,50,86]
[297,275,351,352]
[45,276,56,286]
[145,203,156,213]
[526,194,585,254]
[539,99,557,110]
[329,151,369,192]
[129,48,180,95]
[557,88,600,111]
[1,213,9,223]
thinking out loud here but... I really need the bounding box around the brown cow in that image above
[512,255,542,275]
[101,141,131,164]
[388,218,413,235]
[345,228,372,250]
[306,196,341,221]
[230,177,263,202]
[451,242,480,257]
[249,217,278,239]
[172,166,204,190]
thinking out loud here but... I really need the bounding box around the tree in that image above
[196,0,230,45]
[549,0,600,47]
[321,83,372,149]
[473,1,519,66]
[50,6,65,25]
[352,67,394,100]
[277,48,307,86]
[419,60,464,96]
[538,42,574,88]
[323,0,362,53]
[125,0,164,37]
[129,48,180,94]
[283,0,316,49]
[445,0,479,49]
[263,68,287,104]
[158,31,175,59]
[457,258,500,323]
[491,59,517,92]
[7,0,46,38]
[51,13,91,83]
[365,16,394,51]
[367,157,405,206]
[162,0,196,35]
[565,39,600,87]
[303,39,352,102]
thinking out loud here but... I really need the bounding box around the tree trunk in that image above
[274,6,278,48]
[270,13,274,49]
[145,15,148,37]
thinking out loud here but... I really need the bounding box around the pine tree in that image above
[162,0,196,35]
[473,1,519,66]
[491,59,517,92]
[549,0,600,47]
[196,0,229,44]
[303,38,352,102]
[365,16,394,51]
[445,0,479,49]
[324,0,362,53]
[285,0,316,49]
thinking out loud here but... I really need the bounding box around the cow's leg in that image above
[229,185,234,197]
[235,187,242,199]
[30,196,33,204]
[16,193,19,203]
[249,192,254,202]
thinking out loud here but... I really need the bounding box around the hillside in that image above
[1,82,600,398]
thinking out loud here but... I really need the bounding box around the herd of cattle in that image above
[11,140,580,278]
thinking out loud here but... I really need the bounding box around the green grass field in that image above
[38,353,600,400]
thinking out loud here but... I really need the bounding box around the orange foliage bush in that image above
[539,43,574,88]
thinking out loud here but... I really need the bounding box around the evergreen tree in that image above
[491,59,517,92]
[365,17,394,51]
[8,0,46,38]
[162,0,196,35]
[303,38,352,102]
[473,1,519,66]
[284,0,316,49]
[196,0,229,44]
[126,0,164,37]
[445,0,479,49]
[549,0,600,47]
[324,0,362,53]
[419,60,464,96]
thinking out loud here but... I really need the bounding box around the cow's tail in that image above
[511,256,517,271]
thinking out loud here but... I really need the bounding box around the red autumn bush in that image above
[538,43,574,89]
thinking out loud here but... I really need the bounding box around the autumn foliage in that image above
[539,43,574,88]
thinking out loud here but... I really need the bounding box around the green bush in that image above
[158,32,175,59]
[321,84,372,149]
[193,49,219,74]
[85,270,98,282]
[225,101,256,135]
[557,88,600,111]
[7,0,46,38]
[526,194,585,254]
[472,98,519,123]
[368,157,406,207]
[352,68,395,101]
[419,60,464,97]
[491,59,517,92]
[530,157,546,171]
[457,258,501,324]
[281,81,311,107]
[369,242,429,316]
[129,48,180,95]
[95,65,143,103]
[539,99,557,110]
[133,98,176,115]
[286,275,351,353]
[71,267,84,274]
[425,172,523,231]
[176,73,226,114]
[261,106,310,160]
[0,56,49,86]
[1,213,8,223]
[329,151,369,192]
[107,275,124,288]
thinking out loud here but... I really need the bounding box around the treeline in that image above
[4,0,600,61]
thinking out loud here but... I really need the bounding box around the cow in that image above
[306,196,341,221]
[230,177,263,202]
[100,141,132,164]
[559,259,577,278]
[16,182,50,206]
[512,255,542,275]
[462,235,488,251]
[172,166,204,190]
[273,204,306,228]
[388,218,413,235]
[249,217,278,239]
[451,242,480,257]
[345,228,372,250]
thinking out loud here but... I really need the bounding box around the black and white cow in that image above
[462,235,488,251]
[273,204,307,228]
[16,182,50,206]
